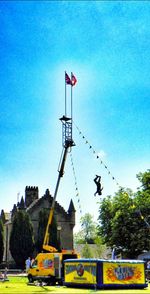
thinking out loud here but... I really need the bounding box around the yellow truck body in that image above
[27,251,78,284]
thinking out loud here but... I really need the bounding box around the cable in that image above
[73,121,121,189]
[70,152,82,217]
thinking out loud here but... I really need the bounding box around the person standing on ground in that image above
[4,267,8,280]
[25,257,31,272]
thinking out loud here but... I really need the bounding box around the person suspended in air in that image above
[94,175,103,196]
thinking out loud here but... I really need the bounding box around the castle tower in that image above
[25,186,39,208]
[68,199,76,228]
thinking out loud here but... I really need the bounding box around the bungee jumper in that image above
[94,175,103,196]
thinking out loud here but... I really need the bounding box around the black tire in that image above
[47,277,56,286]
[58,279,63,286]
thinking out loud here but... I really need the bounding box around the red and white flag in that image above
[65,72,71,85]
[71,73,77,86]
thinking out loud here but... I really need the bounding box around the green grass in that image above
[0,277,149,293]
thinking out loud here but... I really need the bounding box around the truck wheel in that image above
[47,278,56,286]
[28,274,33,283]
[58,279,63,286]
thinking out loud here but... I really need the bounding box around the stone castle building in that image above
[1,186,76,265]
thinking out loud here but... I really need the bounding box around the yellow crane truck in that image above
[27,115,78,285]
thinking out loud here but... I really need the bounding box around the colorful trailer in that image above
[64,258,148,289]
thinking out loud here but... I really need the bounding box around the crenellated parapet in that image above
[25,186,39,208]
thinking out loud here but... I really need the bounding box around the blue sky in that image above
[0,1,149,230]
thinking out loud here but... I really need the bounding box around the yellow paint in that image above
[28,252,60,277]
[103,262,145,284]
[65,262,97,284]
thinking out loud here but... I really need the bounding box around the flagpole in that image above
[71,72,73,121]
[65,71,67,116]
[71,72,73,142]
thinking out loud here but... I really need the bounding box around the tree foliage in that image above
[74,213,97,244]
[0,210,5,223]
[36,208,59,252]
[80,213,97,243]
[136,169,150,191]
[0,220,4,263]
[94,236,107,258]
[9,210,34,268]
[98,170,150,258]
[81,243,93,258]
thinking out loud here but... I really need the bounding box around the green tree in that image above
[74,213,105,244]
[36,208,59,252]
[74,213,97,244]
[98,170,150,258]
[94,236,106,258]
[80,213,97,244]
[74,230,85,245]
[0,220,4,263]
[0,210,5,223]
[10,210,34,268]
[137,169,150,191]
[74,213,105,258]
[81,243,93,258]
[98,195,114,245]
